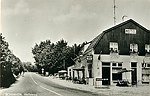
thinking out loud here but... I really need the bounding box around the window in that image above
[112,63,117,66]
[118,63,122,67]
[142,63,145,68]
[102,62,110,66]
[145,44,150,52]
[131,62,137,67]
[110,42,118,52]
[147,64,150,67]
[142,63,150,68]
[130,44,138,52]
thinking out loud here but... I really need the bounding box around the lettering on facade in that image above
[125,29,136,34]
[96,78,102,81]
[96,78,108,81]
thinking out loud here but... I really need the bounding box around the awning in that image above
[58,70,67,73]
[118,68,134,73]
[73,66,85,71]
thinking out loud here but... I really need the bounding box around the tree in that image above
[22,62,37,72]
[0,33,21,87]
[32,39,84,75]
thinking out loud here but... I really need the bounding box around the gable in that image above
[85,19,150,55]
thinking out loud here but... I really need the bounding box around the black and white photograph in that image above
[0,0,150,96]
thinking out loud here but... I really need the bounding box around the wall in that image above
[91,54,145,85]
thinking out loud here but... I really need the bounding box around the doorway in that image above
[102,62,110,85]
[131,62,137,85]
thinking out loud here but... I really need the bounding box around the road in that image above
[1,72,105,96]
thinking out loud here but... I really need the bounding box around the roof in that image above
[84,33,104,53]
[85,19,150,52]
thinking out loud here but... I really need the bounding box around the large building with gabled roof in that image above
[68,19,150,86]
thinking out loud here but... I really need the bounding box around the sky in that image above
[1,0,150,63]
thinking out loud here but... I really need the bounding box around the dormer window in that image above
[110,42,118,53]
[145,44,150,53]
[130,44,138,53]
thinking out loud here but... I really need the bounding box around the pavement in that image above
[46,76,150,96]
[0,72,105,96]
[0,75,150,96]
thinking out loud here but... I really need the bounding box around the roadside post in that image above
[42,68,44,75]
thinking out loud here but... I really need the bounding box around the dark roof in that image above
[103,19,150,33]
[84,33,103,53]
[85,19,150,52]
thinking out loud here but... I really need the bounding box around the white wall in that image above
[92,54,145,85]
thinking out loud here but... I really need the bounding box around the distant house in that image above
[68,19,150,86]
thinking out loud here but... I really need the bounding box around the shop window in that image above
[110,42,118,52]
[145,44,150,53]
[130,44,138,53]
[112,73,122,80]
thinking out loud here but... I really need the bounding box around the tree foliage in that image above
[32,39,84,75]
[22,62,37,72]
[0,33,22,87]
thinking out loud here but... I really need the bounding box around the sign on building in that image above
[125,29,136,34]
[86,55,93,63]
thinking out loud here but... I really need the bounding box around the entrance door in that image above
[131,68,137,85]
[131,62,137,85]
[102,62,110,85]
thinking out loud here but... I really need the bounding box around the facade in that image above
[68,19,150,86]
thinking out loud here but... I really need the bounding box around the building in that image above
[68,19,150,86]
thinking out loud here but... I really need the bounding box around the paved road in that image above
[2,72,105,96]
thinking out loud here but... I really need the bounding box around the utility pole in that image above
[74,45,76,58]
[113,0,117,25]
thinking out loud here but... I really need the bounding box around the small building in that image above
[68,19,150,86]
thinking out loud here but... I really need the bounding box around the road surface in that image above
[2,72,105,96]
